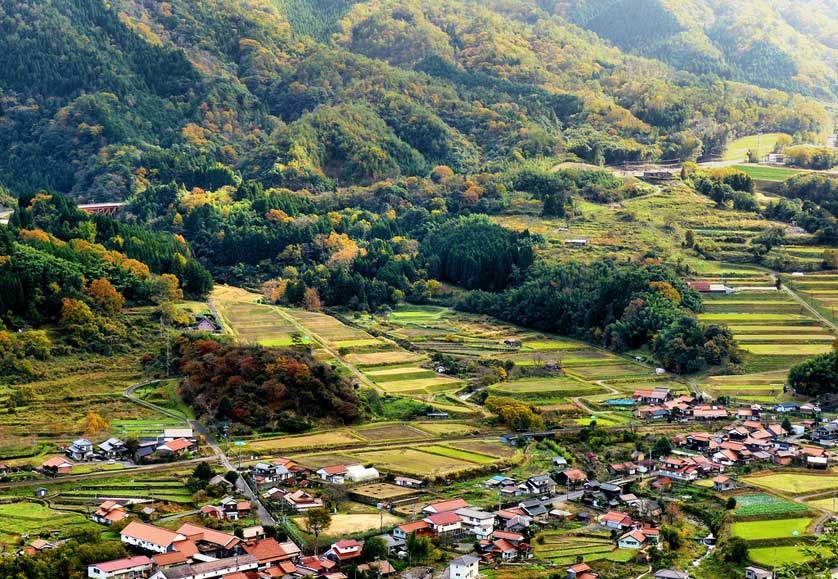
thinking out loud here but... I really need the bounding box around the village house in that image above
[455,507,495,539]
[600,511,633,531]
[393,520,432,541]
[148,554,258,579]
[567,562,598,579]
[93,501,129,526]
[712,475,737,492]
[654,570,689,579]
[252,462,291,485]
[617,529,648,550]
[357,560,397,577]
[175,523,240,558]
[558,468,588,487]
[519,474,557,496]
[98,438,128,460]
[282,489,324,511]
[324,539,363,566]
[87,555,153,579]
[121,521,185,554]
[423,498,469,515]
[633,388,671,405]
[155,438,196,458]
[67,438,95,462]
[424,511,463,541]
[444,555,480,579]
[42,456,74,475]
[317,464,348,484]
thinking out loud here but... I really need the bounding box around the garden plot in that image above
[735,494,810,517]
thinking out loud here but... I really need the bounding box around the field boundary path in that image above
[774,274,838,332]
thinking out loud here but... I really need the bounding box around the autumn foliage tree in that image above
[86,278,125,315]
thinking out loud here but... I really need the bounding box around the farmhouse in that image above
[393,520,432,541]
[424,498,469,514]
[67,438,95,461]
[98,438,128,459]
[121,521,185,554]
[175,523,240,557]
[558,468,588,486]
[87,556,153,579]
[282,490,324,511]
[618,529,648,550]
[424,511,463,540]
[443,555,480,579]
[712,475,737,492]
[42,456,74,475]
[252,462,291,485]
[148,554,258,579]
[317,464,349,484]
[455,508,495,539]
[155,438,196,457]
[93,501,129,525]
[325,539,363,565]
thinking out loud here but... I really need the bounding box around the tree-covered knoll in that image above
[788,351,838,397]
[172,335,363,432]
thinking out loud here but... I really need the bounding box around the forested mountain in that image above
[551,0,838,99]
[0,0,832,201]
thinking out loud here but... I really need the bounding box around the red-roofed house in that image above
[424,512,462,539]
[120,521,185,554]
[42,456,73,475]
[155,438,196,457]
[317,465,349,484]
[423,498,469,514]
[394,520,432,540]
[600,511,633,530]
[618,529,648,549]
[92,501,129,526]
[325,539,363,564]
[87,556,153,579]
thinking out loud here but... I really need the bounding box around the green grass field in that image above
[723,133,789,161]
[748,545,831,567]
[732,164,803,181]
[731,517,813,540]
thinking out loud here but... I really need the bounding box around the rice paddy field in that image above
[349,445,513,478]
[732,517,814,540]
[748,545,831,567]
[742,473,838,495]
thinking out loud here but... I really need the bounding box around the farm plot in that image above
[352,424,430,442]
[732,518,814,540]
[347,351,425,366]
[0,501,98,545]
[351,448,490,478]
[534,530,629,565]
[567,363,652,380]
[247,430,362,453]
[742,473,838,495]
[749,545,832,567]
[788,274,838,314]
[735,494,810,517]
[488,376,606,398]
[223,303,298,346]
[349,482,422,502]
[448,440,518,459]
[420,445,498,464]
[316,512,404,535]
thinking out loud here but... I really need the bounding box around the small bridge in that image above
[78,202,125,216]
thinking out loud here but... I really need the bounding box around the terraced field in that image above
[743,473,838,495]
[735,494,810,517]
[534,529,634,565]
[0,501,98,546]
